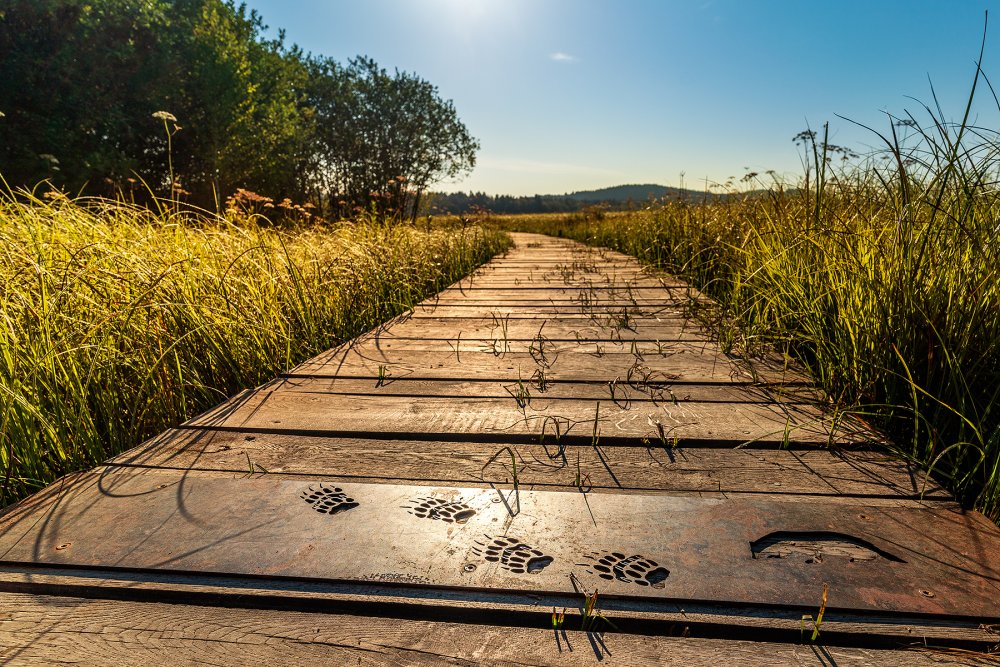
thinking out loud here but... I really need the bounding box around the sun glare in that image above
[434,0,506,25]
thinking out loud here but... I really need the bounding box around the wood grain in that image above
[354,316,716,341]
[288,348,811,385]
[109,428,947,497]
[223,375,827,403]
[183,389,867,446]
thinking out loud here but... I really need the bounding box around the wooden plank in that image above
[0,592,968,666]
[327,337,725,355]
[475,252,640,259]
[441,284,694,291]
[469,267,648,274]
[287,349,811,385]
[232,376,826,403]
[415,301,693,311]
[424,292,697,300]
[184,390,865,447]
[423,296,707,306]
[372,316,715,341]
[452,268,687,290]
[109,428,948,498]
[466,271,654,282]
[433,283,686,292]
[423,299,708,309]
[478,257,637,264]
[409,304,693,318]
[408,310,688,320]
[0,471,994,617]
[481,258,643,265]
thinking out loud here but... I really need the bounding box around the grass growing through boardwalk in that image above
[498,103,1000,521]
[0,194,510,504]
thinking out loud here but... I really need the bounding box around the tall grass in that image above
[499,94,1000,521]
[0,193,510,504]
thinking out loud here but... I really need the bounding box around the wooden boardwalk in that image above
[0,232,997,665]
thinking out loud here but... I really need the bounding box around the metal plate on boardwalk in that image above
[0,470,997,618]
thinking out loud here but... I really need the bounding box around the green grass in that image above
[0,193,510,504]
[496,115,1000,522]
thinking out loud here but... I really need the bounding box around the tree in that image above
[166,0,315,205]
[0,0,315,207]
[0,0,173,195]
[310,56,478,220]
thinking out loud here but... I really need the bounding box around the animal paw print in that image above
[300,484,359,515]
[406,497,476,524]
[473,535,554,574]
[584,552,669,588]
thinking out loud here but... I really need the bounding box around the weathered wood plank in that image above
[435,285,702,295]
[465,272,656,284]
[108,428,948,498]
[408,309,688,320]
[453,276,690,289]
[288,349,810,385]
[0,592,971,666]
[409,306,699,320]
[421,298,707,308]
[1,472,994,617]
[328,337,724,355]
[369,316,715,341]
[230,375,826,404]
[184,390,866,446]
[440,284,694,291]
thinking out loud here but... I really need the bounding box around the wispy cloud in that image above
[549,52,577,63]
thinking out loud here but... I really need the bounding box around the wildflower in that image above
[152,111,177,122]
[38,154,59,165]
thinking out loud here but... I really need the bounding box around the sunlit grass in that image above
[0,193,510,503]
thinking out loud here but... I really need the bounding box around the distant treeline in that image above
[0,0,476,219]
[428,184,725,215]
[429,192,605,215]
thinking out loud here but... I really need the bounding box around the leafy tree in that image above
[310,56,478,219]
[0,0,172,195]
[165,1,315,205]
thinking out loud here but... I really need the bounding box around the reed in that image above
[0,193,510,504]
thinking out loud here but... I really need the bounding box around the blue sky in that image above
[245,0,997,195]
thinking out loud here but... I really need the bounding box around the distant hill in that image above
[429,183,719,215]
[567,183,677,202]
